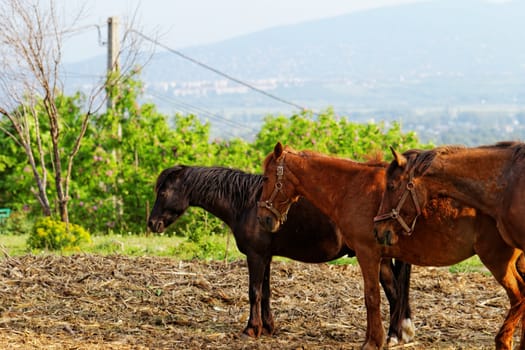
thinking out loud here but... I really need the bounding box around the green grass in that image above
[0,234,28,256]
[0,233,486,274]
[448,255,488,274]
[0,233,244,261]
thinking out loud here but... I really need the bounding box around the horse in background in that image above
[148,165,413,343]
[374,144,525,349]
[257,142,525,350]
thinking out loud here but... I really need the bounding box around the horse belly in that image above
[386,224,476,266]
[271,224,350,263]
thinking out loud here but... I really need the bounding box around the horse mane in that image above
[473,141,525,161]
[161,165,264,211]
[155,166,182,191]
[479,141,520,149]
[511,143,525,161]
[403,141,525,175]
[399,146,462,176]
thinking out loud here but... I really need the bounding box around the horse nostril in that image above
[257,215,273,230]
[265,216,273,228]
[385,230,392,246]
[257,216,266,228]
[150,220,164,233]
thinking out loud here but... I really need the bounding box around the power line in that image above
[151,92,254,131]
[148,91,257,138]
[130,29,308,112]
[62,24,105,46]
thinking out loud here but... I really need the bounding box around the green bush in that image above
[27,217,91,250]
[0,209,34,235]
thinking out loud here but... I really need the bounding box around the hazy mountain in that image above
[146,0,524,79]
[65,0,525,144]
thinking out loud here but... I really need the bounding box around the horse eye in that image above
[387,182,395,191]
[262,176,269,182]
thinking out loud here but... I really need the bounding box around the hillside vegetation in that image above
[0,75,428,252]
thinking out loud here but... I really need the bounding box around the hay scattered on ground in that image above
[0,254,516,349]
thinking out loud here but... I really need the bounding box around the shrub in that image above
[0,209,34,235]
[27,217,91,250]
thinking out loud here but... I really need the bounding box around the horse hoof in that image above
[401,318,415,343]
[242,327,261,338]
[262,325,275,336]
[386,335,399,346]
[386,335,399,347]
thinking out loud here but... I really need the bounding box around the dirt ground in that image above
[0,254,518,349]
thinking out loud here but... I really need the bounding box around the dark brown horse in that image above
[374,143,525,349]
[147,165,413,343]
[257,142,525,350]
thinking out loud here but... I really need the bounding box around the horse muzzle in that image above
[257,214,280,233]
[148,218,166,233]
[374,226,398,246]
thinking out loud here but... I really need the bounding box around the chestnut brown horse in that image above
[147,165,413,343]
[257,142,525,350]
[374,143,525,349]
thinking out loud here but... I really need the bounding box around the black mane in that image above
[160,166,264,212]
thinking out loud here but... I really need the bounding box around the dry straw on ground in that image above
[0,254,516,349]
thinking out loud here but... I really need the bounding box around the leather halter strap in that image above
[258,156,292,224]
[373,168,421,235]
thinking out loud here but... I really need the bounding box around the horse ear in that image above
[274,142,284,159]
[390,146,407,168]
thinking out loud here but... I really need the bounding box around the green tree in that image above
[254,108,428,164]
[1,72,431,237]
[0,0,140,225]
[67,74,220,234]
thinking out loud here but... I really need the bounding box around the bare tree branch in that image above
[0,0,144,222]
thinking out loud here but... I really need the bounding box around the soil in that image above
[0,254,517,349]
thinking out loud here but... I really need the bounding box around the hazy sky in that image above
[60,0,430,62]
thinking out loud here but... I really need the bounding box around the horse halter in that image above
[373,168,421,235]
[258,155,292,225]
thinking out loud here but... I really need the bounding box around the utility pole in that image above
[107,16,119,109]
[107,16,123,224]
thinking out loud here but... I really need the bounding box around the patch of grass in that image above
[0,233,488,274]
[1,232,245,261]
[87,234,184,256]
[325,255,486,274]
[448,256,488,274]
[329,256,358,265]
[0,234,30,256]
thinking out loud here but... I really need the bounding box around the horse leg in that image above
[394,260,415,343]
[379,259,401,345]
[261,258,275,335]
[379,259,414,346]
[243,253,270,337]
[478,247,524,350]
[497,220,525,349]
[357,249,385,350]
[490,259,523,350]
[512,252,525,350]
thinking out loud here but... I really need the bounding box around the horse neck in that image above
[188,192,236,226]
[425,150,507,212]
[286,154,384,214]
